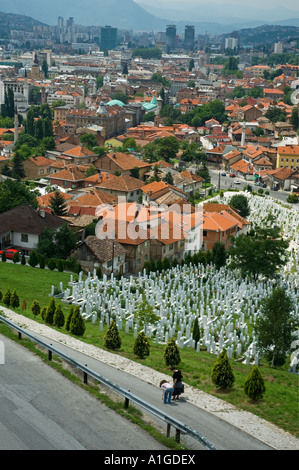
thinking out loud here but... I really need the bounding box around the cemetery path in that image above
[1,308,299,451]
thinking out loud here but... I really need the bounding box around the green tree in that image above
[229,194,250,218]
[1,250,6,262]
[49,191,68,216]
[211,348,235,390]
[69,307,85,336]
[53,303,65,328]
[255,287,296,367]
[212,242,227,269]
[104,320,121,350]
[80,133,98,149]
[163,337,181,367]
[192,316,200,349]
[45,297,56,325]
[0,179,38,214]
[65,305,75,331]
[287,193,299,204]
[12,251,20,264]
[31,300,41,317]
[41,59,48,78]
[10,289,20,309]
[229,226,289,280]
[3,289,11,307]
[134,300,160,330]
[28,250,39,267]
[133,331,150,359]
[244,366,266,401]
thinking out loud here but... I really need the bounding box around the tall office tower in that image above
[57,16,64,35]
[166,25,176,52]
[184,25,195,51]
[225,37,238,50]
[100,25,118,51]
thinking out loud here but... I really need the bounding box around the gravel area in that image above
[1,308,299,450]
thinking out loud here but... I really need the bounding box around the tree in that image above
[41,59,48,78]
[244,366,266,401]
[80,133,98,149]
[133,331,150,359]
[49,191,68,216]
[211,348,235,390]
[134,300,160,330]
[45,298,56,325]
[287,193,299,204]
[11,153,25,181]
[65,305,75,331]
[53,304,65,328]
[69,307,85,336]
[3,289,11,307]
[1,250,6,262]
[0,179,38,214]
[192,316,200,349]
[31,300,41,317]
[36,226,78,259]
[163,337,181,367]
[229,226,289,280]
[10,290,20,309]
[229,194,250,218]
[212,242,227,269]
[28,250,39,267]
[255,287,296,367]
[12,252,20,264]
[104,320,121,350]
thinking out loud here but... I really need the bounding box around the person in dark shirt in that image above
[171,367,184,400]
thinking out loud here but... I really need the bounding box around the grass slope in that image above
[0,262,298,437]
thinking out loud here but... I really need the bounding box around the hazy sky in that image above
[136,0,299,12]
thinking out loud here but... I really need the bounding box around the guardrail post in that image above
[48,350,52,361]
[125,397,129,409]
[84,372,88,384]
[167,423,171,438]
[175,428,181,444]
[18,332,22,340]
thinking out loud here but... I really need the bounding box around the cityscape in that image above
[0,0,298,455]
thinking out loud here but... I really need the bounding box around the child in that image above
[159,380,174,404]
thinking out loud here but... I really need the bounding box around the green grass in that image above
[0,262,298,438]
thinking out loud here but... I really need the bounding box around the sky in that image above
[137,0,299,9]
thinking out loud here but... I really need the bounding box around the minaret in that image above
[14,107,19,143]
[241,120,246,147]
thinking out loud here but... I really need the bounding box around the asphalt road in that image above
[0,333,168,451]
[0,330,273,451]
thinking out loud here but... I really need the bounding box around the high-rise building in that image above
[184,25,195,51]
[225,37,238,50]
[101,26,118,51]
[166,25,176,51]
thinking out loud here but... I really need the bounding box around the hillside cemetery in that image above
[51,193,299,370]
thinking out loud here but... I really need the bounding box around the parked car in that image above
[221,172,226,176]
[234,179,241,184]
[0,248,19,259]
[229,173,236,178]
[271,186,278,191]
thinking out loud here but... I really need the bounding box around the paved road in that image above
[0,334,168,451]
[0,329,273,451]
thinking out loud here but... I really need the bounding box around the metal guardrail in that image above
[0,314,217,450]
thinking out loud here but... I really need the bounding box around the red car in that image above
[0,248,19,259]
[229,173,236,178]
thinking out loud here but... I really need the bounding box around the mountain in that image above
[0,11,47,39]
[0,0,298,35]
[0,0,168,31]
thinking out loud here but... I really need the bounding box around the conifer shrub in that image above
[104,320,121,350]
[41,306,47,320]
[47,259,56,271]
[28,250,39,267]
[53,303,65,328]
[133,331,150,359]
[31,300,41,317]
[0,290,2,301]
[12,252,20,263]
[244,366,266,401]
[164,337,181,367]
[3,288,11,307]
[192,316,200,349]
[65,305,75,331]
[1,251,6,262]
[69,306,85,336]
[21,253,26,265]
[44,297,56,325]
[211,348,235,390]
[39,255,45,269]
[10,289,20,309]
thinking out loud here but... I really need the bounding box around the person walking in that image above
[171,367,184,400]
[159,380,174,404]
